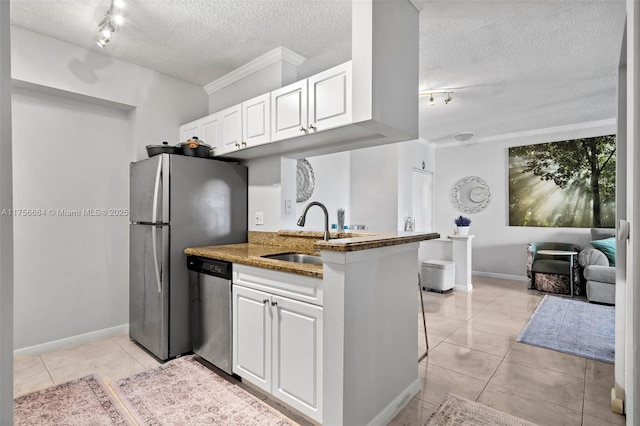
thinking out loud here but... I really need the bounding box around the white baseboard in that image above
[473,271,528,282]
[368,378,421,426]
[14,323,129,357]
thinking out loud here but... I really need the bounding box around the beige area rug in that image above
[425,393,538,426]
[14,374,132,426]
[113,355,296,425]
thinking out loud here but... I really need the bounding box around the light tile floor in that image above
[390,276,626,426]
[14,276,625,426]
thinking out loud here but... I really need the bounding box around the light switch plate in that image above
[255,211,264,225]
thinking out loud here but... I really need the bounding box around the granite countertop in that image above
[184,230,440,278]
[184,243,324,278]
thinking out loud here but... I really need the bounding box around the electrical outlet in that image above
[255,211,264,225]
[284,199,292,214]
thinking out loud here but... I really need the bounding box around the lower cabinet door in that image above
[232,285,271,393]
[271,295,323,422]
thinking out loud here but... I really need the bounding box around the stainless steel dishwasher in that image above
[187,256,233,374]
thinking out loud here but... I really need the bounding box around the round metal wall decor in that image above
[296,158,315,203]
[450,176,491,214]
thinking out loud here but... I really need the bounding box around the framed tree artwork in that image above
[509,135,615,228]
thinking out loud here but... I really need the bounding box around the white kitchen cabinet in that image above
[242,93,271,147]
[271,62,352,143]
[233,285,271,392]
[178,113,222,155]
[232,266,323,423]
[271,294,323,420]
[179,119,199,143]
[271,79,308,142]
[308,61,352,133]
[199,113,222,156]
[220,104,243,154]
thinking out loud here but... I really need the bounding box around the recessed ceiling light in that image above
[453,132,476,142]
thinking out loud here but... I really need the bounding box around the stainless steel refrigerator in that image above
[129,154,247,360]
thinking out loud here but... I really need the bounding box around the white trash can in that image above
[421,260,455,292]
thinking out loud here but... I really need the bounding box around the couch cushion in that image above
[578,246,610,267]
[532,259,572,275]
[584,264,616,283]
[591,237,616,266]
[586,281,615,305]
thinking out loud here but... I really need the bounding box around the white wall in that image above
[246,155,283,232]
[11,27,208,160]
[434,121,616,278]
[350,144,398,230]
[294,152,351,231]
[12,88,130,348]
[208,61,298,114]
[11,27,208,351]
[0,1,14,421]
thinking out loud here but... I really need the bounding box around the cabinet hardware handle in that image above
[241,141,247,147]
[235,142,240,148]
[299,126,308,133]
[262,299,269,304]
[309,124,317,131]
[271,301,278,306]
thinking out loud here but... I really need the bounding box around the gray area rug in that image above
[424,393,537,425]
[14,374,132,426]
[517,295,614,363]
[114,355,295,425]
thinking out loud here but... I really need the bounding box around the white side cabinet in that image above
[232,265,323,423]
[271,61,352,142]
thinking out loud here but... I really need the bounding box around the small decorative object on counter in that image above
[337,208,345,231]
[454,215,471,237]
[404,216,415,231]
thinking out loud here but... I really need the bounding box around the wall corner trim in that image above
[204,46,306,95]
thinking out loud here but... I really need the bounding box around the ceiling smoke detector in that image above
[453,132,476,142]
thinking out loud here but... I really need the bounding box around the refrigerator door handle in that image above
[152,158,162,224]
[151,159,163,293]
[152,226,162,293]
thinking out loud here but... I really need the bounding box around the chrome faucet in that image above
[297,201,331,241]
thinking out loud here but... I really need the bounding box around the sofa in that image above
[577,228,615,304]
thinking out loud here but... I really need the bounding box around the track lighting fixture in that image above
[420,90,455,107]
[96,0,125,48]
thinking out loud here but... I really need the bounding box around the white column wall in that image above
[0,0,14,422]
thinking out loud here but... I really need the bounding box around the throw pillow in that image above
[591,237,616,266]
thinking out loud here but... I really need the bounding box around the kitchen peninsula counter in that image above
[184,229,440,425]
[184,230,439,278]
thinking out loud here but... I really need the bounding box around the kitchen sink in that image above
[261,253,323,265]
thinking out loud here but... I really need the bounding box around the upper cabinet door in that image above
[308,61,352,132]
[220,104,243,154]
[271,80,308,142]
[179,119,200,143]
[242,93,271,148]
[199,113,222,156]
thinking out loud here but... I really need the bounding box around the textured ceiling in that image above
[9,0,626,144]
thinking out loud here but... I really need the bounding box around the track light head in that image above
[429,94,435,107]
[443,93,453,104]
[97,37,110,48]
